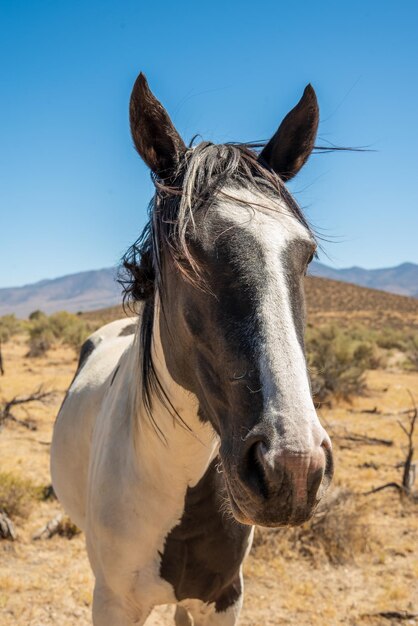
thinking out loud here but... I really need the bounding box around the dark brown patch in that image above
[110,365,120,387]
[77,338,97,371]
[118,323,137,337]
[160,459,251,611]
[57,336,100,416]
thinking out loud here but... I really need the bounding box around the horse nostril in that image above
[242,438,271,499]
[239,430,333,508]
[307,464,325,504]
[254,440,269,469]
[320,431,332,454]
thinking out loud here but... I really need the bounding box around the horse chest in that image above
[159,459,252,609]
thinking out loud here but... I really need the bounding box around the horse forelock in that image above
[120,142,313,303]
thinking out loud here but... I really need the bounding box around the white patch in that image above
[217,187,324,451]
[51,308,220,626]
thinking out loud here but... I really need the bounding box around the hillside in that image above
[0,268,121,318]
[310,261,418,298]
[78,275,418,333]
[305,276,418,329]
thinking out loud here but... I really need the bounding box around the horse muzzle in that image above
[223,431,333,527]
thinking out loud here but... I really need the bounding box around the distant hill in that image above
[1,260,418,319]
[305,275,418,319]
[81,275,418,336]
[0,268,122,318]
[306,276,418,333]
[310,261,418,298]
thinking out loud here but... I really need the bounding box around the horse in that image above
[51,72,333,626]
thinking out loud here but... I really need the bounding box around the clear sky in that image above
[1,0,417,287]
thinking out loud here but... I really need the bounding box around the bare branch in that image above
[363,611,418,621]
[0,386,56,431]
[347,406,380,415]
[33,513,80,540]
[0,341,4,376]
[33,514,64,540]
[364,482,406,496]
[365,390,417,498]
[3,412,37,431]
[334,429,393,447]
[397,419,410,438]
[0,512,16,540]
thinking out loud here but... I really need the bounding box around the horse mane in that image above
[118,142,313,430]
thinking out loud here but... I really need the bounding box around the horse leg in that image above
[203,595,243,626]
[185,600,242,626]
[93,581,150,626]
[175,605,194,626]
[186,574,244,626]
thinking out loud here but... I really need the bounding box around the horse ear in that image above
[259,85,319,181]
[129,73,186,178]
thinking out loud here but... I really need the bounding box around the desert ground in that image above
[1,279,418,626]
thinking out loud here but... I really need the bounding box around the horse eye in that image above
[304,251,315,276]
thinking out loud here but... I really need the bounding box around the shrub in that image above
[27,316,55,357]
[27,311,91,357]
[28,310,47,321]
[0,472,37,519]
[0,315,21,343]
[405,334,418,371]
[306,325,370,403]
[375,327,409,351]
[49,311,90,352]
[299,488,372,564]
[55,516,81,539]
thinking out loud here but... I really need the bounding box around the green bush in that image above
[304,322,417,402]
[375,327,409,352]
[0,314,21,343]
[27,311,91,357]
[306,325,371,403]
[404,333,418,370]
[28,310,47,321]
[27,315,55,357]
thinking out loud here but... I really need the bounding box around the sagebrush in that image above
[27,311,95,357]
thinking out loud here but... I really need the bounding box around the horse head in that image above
[125,73,333,527]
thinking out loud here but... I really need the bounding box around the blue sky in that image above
[1,0,418,287]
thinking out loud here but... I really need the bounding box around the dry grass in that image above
[253,487,374,566]
[295,488,373,565]
[1,318,418,625]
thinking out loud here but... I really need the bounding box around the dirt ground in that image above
[1,335,417,626]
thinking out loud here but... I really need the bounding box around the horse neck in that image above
[131,294,218,489]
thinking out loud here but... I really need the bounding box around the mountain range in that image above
[0,262,417,318]
[0,268,121,318]
[309,261,418,298]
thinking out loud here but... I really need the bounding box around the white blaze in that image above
[218,187,323,452]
